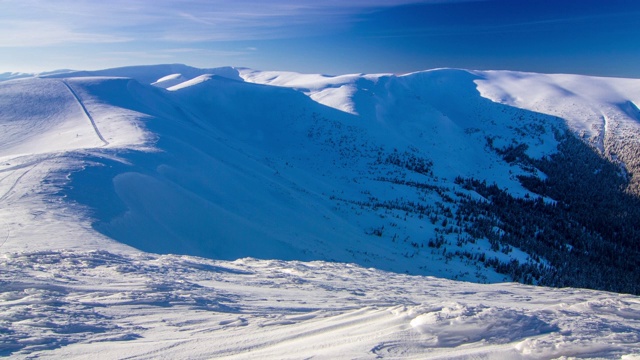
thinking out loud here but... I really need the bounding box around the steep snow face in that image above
[150,73,187,89]
[239,69,387,114]
[44,64,243,85]
[0,77,150,254]
[474,71,640,197]
[242,68,561,188]
[0,78,103,158]
[73,75,364,263]
[0,77,150,158]
[241,68,640,155]
[56,69,559,282]
[474,71,640,152]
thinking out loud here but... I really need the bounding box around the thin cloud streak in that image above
[0,21,132,47]
[0,0,472,45]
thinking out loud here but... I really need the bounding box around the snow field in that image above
[1,249,639,359]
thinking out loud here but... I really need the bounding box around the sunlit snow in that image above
[1,65,640,358]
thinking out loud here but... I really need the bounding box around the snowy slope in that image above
[57,68,556,282]
[44,64,244,85]
[2,249,640,359]
[3,65,640,275]
[474,70,640,192]
[2,64,640,358]
[474,70,640,146]
[4,65,640,278]
[0,77,148,254]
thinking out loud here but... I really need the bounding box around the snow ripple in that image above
[1,250,639,358]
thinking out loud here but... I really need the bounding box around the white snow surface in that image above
[1,64,640,358]
[2,249,640,359]
[239,69,386,114]
[474,70,640,153]
[150,73,187,89]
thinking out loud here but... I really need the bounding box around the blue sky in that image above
[1,0,639,77]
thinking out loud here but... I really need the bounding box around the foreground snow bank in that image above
[1,249,639,359]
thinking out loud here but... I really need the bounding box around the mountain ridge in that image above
[2,64,640,358]
[1,64,640,292]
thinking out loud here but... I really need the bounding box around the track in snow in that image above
[61,80,109,147]
[0,163,38,203]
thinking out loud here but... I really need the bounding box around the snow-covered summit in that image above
[3,64,640,280]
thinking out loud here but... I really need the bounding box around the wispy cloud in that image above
[0,0,467,46]
[99,48,252,62]
[100,51,174,59]
[0,20,131,47]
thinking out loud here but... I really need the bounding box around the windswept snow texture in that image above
[2,65,640,358]
[1,250,640,359]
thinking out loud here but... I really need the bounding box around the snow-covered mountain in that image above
[1,64,640,358]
